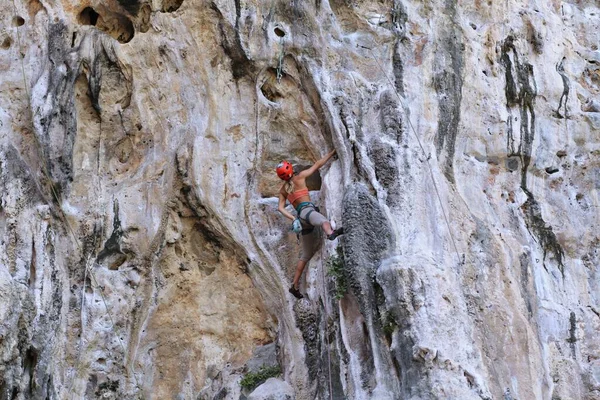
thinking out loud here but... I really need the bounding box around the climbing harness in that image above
[9,1,140,395]
[294,201,318,223]
[293,202,318,243]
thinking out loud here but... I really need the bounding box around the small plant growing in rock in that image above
[240,365,281,391]
[327,246,347,300]
[380,310,398,339]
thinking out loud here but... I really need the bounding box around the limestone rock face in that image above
[1,0,599,399]
[248,378,294,400]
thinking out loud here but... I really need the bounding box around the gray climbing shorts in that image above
[300,230,317,262]
[299,206,328,227]
[298,206,328,261]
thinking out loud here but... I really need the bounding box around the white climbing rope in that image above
[70,253,90,400]
[261,2,336,397]
[319,244,334,400]
[367,47,464,267]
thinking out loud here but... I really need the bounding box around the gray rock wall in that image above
[1,0,599,399]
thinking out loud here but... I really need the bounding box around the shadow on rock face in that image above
[256,65,329,198]
[340,183,401,395]
[78,6,134,43]
[295,165,322,191]
[293,299,320,381]
[160,0,184,13]
[342,183,394,312]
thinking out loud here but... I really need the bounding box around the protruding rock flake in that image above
[1,0,599,399]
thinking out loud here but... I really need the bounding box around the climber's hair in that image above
[283,165,298,193]
[284,180,294,194]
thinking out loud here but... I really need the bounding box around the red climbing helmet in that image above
[276,161,293,181]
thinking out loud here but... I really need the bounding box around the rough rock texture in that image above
[1,0,599,399]
[248,378,293,400]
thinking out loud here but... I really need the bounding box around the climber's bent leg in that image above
[300,207,334,235]
[305,209,342,239]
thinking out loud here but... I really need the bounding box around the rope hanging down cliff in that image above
[9,1,140,393]
[366,46,464,268]
[265,4,337,396]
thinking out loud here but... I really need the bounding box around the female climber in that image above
[276,149,344,299]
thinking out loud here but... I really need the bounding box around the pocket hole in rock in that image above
[1,37,12,50]
[115,137,133,163]
[506,158,519,171]
[274,27,286,37]
[78,7,134,43]
[260,82,281,103]
[161,0,184,13]
[139,3,151,33]
[79,7,99,26]
[13,16,25,26]
[260,69,286,103]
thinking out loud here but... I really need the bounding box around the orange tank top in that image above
[287,188,309,204]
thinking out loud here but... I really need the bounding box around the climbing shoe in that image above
[327,227,344,241]
[289,285,304,299]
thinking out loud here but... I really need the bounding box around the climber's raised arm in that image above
[278,193,296,221]
[297,149,336,179]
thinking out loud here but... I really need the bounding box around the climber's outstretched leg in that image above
[288,229,318,299]
[288,219,344,299]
